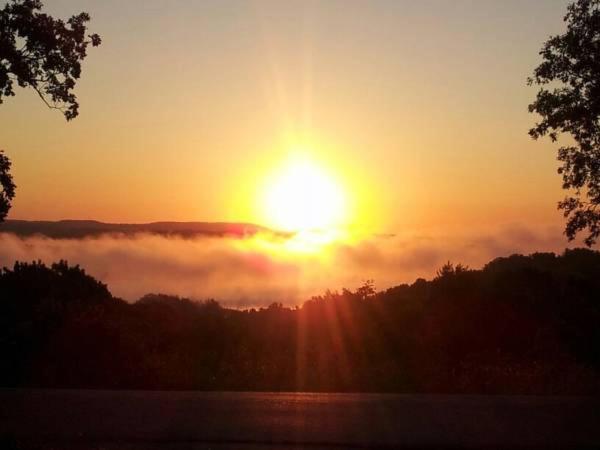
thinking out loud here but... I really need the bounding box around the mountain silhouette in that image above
[0,219,279,239]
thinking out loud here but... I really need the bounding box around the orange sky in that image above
[0,0,572,234]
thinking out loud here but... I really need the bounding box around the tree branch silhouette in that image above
[0,0,101,222]
[0,0,101,120]
[529,0,600,246]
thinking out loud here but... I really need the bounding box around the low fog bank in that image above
[0,223,583,306]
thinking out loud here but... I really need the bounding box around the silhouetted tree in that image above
[435,261,469,279]
[0,0,101,120]
[355,279,376,300]
[529,0,600,246]
[0,150,15,222]
[0,0,101,221]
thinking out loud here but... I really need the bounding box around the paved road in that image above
[1,389,599,449]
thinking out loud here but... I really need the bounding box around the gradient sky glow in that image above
[0,0,573,233]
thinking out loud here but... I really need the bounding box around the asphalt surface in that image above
[1,389,599,449]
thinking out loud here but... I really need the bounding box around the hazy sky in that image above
[0,0,572,233]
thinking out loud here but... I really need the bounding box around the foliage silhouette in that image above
[0,0,101,120]
[0,1,100,222]
[0,150,16,222]
[0,250,598,394]
[529,0,600,245]
[435,261,469,279]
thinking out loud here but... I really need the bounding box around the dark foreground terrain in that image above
[1,249,599,394]
[1,389,599,449]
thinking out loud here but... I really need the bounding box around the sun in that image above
[261,157,348,232]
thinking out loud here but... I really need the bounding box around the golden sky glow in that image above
[0,0,574,234]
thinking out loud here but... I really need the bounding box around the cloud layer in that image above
[0,223,583,307]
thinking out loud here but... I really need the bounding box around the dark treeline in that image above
[1,249,599,394]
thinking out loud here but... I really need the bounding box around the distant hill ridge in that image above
[0,219,274,239]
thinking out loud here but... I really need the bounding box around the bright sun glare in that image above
[261,157,348,232]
